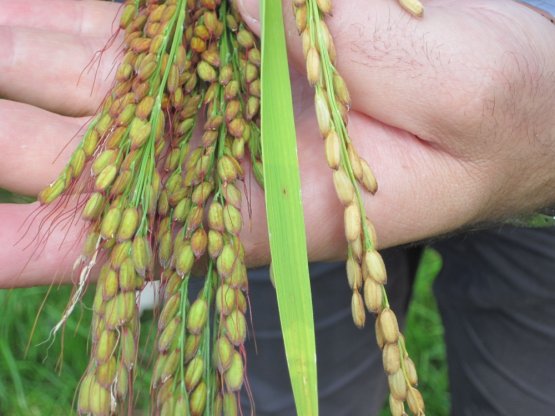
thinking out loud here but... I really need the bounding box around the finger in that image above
[241,106,491,268]
[0,112,488,288]
[0,25,121,116]
[342,112,489,249]
[0,202,85,288]
[237,0,555,144]
[0,99,85,195]
[0,0,121,38]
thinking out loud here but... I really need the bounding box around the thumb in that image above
[236,0,306,69]
[235,0,434,138]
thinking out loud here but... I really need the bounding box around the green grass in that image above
[0,189,34,204]
[405,249,450,415]
[0,286,92,415]
[0,285,157,416]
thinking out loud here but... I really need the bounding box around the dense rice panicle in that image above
[38,0,260,414]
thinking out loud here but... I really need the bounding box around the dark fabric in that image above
[433,226,555,416]
[241,247,418,416]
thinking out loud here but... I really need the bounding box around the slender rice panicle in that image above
[295,0,426,414]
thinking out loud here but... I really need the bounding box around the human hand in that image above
[1,0,554,287]
[235,0,555,254]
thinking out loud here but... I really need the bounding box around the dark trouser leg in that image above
[433,227,555,416]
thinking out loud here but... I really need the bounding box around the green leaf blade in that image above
[260,1,318,415]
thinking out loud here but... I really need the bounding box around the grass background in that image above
[0,190,450,415]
